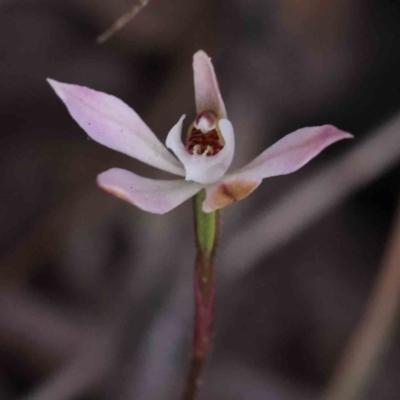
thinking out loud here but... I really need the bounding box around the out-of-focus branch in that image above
[0,290,87,371]
[320,195,400,400]
[221,113,400,279]
[25,334,114,400]
[97,0,150,44]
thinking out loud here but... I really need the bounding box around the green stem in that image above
[194,189,218,256]
[182,190,219,400]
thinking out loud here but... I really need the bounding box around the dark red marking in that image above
[186,127,224,156]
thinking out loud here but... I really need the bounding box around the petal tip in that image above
[96,170,133,205]
[47,78,65,98]
[193,49,227,118]
[324,124,354,140]
[47,78,75,104]
[343,132,354,139]
[47,78,63,89]
[46,77,56,86]
[193,49,210,62]
[96,169,115,190]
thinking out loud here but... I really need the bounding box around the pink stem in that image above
[182,271,215,400]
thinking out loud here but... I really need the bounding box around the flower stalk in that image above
[182,190,219,400]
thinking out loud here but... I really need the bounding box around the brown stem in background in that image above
[321,194,400,400]
[97,0,150,44]
[182,191,220,400]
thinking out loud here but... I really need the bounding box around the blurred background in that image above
[1,0,400,399]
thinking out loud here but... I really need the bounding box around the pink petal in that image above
[166,116,235,184]
[47,79,185,177]
[231,125,353,180]
[193,51,227,118]
[203,177,261,212]
[97,168,203,214]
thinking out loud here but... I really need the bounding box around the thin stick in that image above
[96,0,150,44]
[321,195,400,400]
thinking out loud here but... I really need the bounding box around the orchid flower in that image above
[47,51,351,214]
[48,50,353,400]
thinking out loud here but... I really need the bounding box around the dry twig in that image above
[97,0,150,44]
[321,195,400,400]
